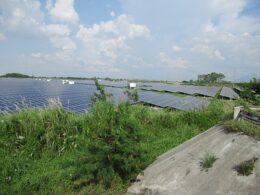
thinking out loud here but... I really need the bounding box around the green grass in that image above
[200,152,217,171]
[224,119,260,140]
[234,157,258,176]
[0,99,233,194]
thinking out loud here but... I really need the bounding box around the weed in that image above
[234,157,258,176]
[224,119,260,140]
[200,152,217,171]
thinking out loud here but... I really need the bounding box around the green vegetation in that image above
[124,89,139,101]
[238,78,260,105]
[0,73,31,78]
[0,98,233,194]
[91,78,107,103]
[197,72,225,83]
[224,119,260,140]
[200,152,217,171]
[234,157,258,176]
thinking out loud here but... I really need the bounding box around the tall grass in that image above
[0,99,232,194]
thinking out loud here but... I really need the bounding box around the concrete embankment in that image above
[127,125,260,195]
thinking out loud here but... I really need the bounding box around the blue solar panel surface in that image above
[0,79,210,114]
[138,91,209,111]
[220,87,239,99]
[0,79,96,114]
[137,83,221,97]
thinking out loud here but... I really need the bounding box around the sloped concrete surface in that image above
[127,125,260,195]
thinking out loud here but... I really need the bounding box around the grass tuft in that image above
[200,152,217,171]
[234,157,258,176]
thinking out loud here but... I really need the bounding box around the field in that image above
[0,99,235,194]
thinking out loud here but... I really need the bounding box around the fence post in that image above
[234,106,243,120]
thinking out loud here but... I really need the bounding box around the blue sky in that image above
[0,0,259,81]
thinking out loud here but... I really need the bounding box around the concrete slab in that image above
[127,125,260,195]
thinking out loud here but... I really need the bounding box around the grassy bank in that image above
[224,119,260,140]
[0,99,233,194]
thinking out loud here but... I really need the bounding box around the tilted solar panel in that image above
[220,87,239,99]
[137,82,220,97]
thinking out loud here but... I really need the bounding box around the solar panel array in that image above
[137,83,221,97]
[0,79,96,114]
[0,79,212,114]
[75,80,128,88]
[138,91,209,111]
[75,80,95,85]
[220,87,240,99]
[73,80,223,98]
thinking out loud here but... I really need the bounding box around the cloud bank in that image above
[0,0,259,81]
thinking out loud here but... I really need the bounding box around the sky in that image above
[0,0,259,81]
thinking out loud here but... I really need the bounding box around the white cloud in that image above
[0,0,43,35]
[41,24,71,36]
[172,45,182,52]
[159,52,188,68]
[214,50,225,60]
[31,53,42,58]
[47,0,79,23]
[204,23,216,33]
[0,32,6,41]
[1,0,260,80]
[120,0,260,80]
[76,14,150,66]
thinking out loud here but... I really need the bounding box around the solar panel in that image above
[138,90,208,111]
[104,87,129,104]
[220,87,239,99]
[99,80,128,88]
[75,80,95,85]
[137,82,221,97]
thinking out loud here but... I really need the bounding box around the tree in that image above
[91,79,107,103]
[249,77,260,94]
[197,72,225,83]
[0,73,30,78]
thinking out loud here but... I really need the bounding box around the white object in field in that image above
[46,79,51,82]
[62,80,74,84]
[129,82,137,88]
[234,106,243,120]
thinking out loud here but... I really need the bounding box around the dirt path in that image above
[127,125,260,195]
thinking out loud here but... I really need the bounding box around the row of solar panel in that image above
[76,79,239,99]
[104,87,209,111]
[0,79,209,114]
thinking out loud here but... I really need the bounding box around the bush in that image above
[72,101,145,189]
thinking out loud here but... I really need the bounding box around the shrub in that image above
[72,101,145,189]
[91,79,107,103]
[234,157,258,176]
